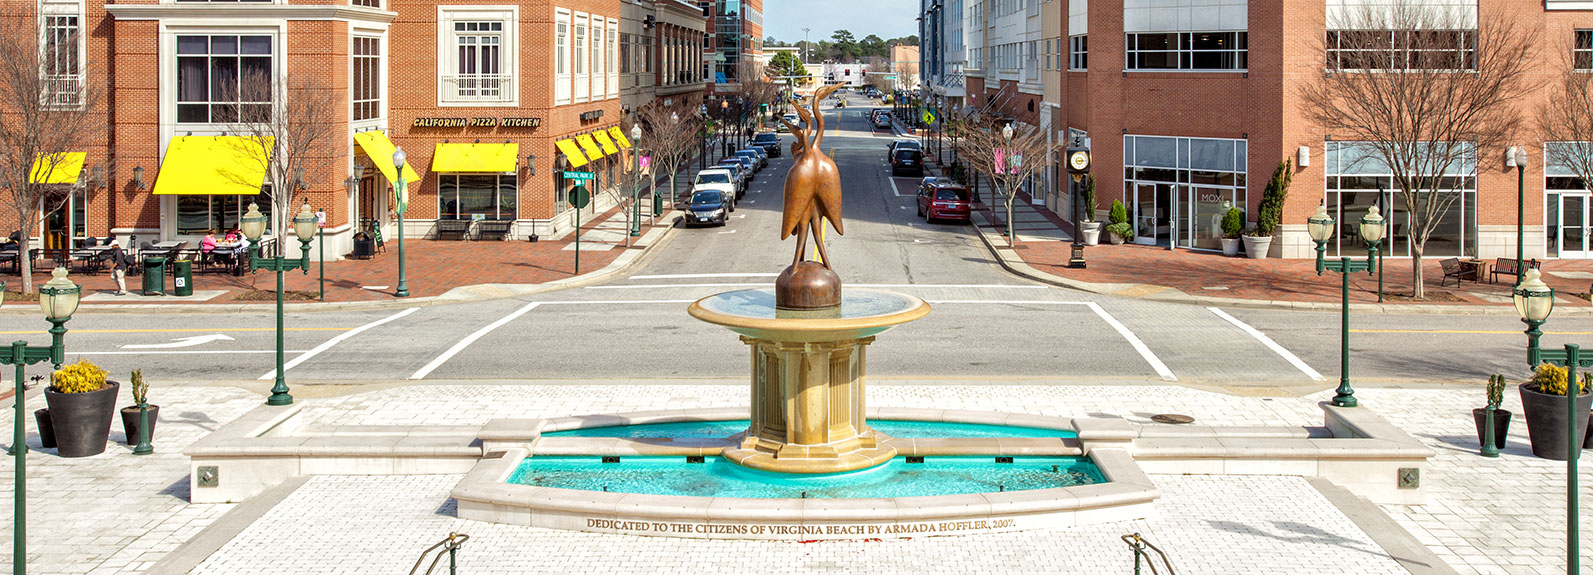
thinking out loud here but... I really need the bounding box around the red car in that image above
[917,182,972,222]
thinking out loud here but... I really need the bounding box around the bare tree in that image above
[221,70,340,246]
[954,113,1059,246]
[1538,37,1593,241]
[0,16,102,293]
[633,100,705,207]
[1298,2,1532,298]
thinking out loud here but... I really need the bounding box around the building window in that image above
[1576,30,1592,70]
[352,0,379,7]
[593,21,604,92]
[177,35,274,123]
[1325,29,1475,71]
[556,9,571,105]
[42,14,82,108]
[607,18,618,97]
[353,36,380,121]
[575,17,586,74]
[439,174,517,220]
[1069,35,1087,70]
[452,22,503,101]
[1324,141,1476,257]
[1125,31,1246,71]
[1122,135,1248,251]
[176,191,273,236]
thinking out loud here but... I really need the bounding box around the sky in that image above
[763,0,919,44]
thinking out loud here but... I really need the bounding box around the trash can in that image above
[141,257,166,296]
[172,259,192,297]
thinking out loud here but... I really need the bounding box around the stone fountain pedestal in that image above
[689,288,929,473]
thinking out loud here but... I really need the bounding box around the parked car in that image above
[724,156,758,179]
[917,182,973,222]
[715,161,749,194]
[916,177,939,196]
[782,113,802,130]
[891,148,925,176]
[736,149,767,171]
[873,114,893,130]
[692,169,738,210]
[685,190,731,227]
[752,132,783,157]
[888,140,923,162]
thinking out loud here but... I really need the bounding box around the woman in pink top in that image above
[200,230,218,254]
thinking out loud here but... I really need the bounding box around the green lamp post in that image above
[1307,202,1385,408]
[630,124,643,237]
[7,269,81,575]
[242,202,319,406]
[1515,268,1584,575]
[391,148,411,298]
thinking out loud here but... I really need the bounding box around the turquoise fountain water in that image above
[543,419,1080,440]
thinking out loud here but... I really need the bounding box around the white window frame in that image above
[1069,34,1087,70]
[350,33,385,126]
[574,11,589,103]
[555,9,571,105]
[436,6,518,107]
[606,17,618,99]
[40,0,86,110]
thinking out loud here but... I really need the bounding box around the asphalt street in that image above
[7,93,1577,391]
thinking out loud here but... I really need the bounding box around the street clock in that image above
[1067,148,1091,174]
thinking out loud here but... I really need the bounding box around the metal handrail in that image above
[409,532,469,575]
[441,74,513,103]
[1121,533,1176,575]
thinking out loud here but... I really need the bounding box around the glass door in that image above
[1133,183,1170,246]
[1562,194,1591,259]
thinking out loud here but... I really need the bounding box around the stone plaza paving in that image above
[2,381,1590,574]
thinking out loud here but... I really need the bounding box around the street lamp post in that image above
[1307,203,1385,408]
[1515,269,1585,575]
[631,124,643,237]
[1000,124,1015,242]
[242,202,319,406]
[391,149,410,297]
[6,270,80,575]
[1508,146,1528,285]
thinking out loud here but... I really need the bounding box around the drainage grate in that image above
[995,456,1014,464]
[905,456,925,464]
[685,456,705,464]
[1151,414,1195,425]
[601,456,621,464]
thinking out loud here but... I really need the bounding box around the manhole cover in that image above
[1150,414,1195,424]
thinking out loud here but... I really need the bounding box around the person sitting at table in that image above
[200,230,218,254]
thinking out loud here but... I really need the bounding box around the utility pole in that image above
[803,28,811,64]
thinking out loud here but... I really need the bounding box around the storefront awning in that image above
[30,152,86,185]
[353,131,420,183]
[592,132,619,156]
[554,139,590,168]
[431,143,519,173]
[607,127,633,149]
[576,134,606,159]
[153,136,273,195]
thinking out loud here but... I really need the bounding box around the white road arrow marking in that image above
[121,334,235,349]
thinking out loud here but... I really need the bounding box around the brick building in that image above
[706,0,762,96]
[10,0,706,259]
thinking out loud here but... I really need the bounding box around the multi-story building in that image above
[705,0,763,96]
[620,0,710,114]
[890,45,921,91]
[12,0,658,258]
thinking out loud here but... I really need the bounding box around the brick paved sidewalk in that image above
[0,202,676,305]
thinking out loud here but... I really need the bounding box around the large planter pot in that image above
[1081,221,1101,246]
[1242,236,1273,259]
[43,381,119,458]
[119,405,160,446]
[1472,408,1512,451]
[1519,383,1593,460]
[1221,238,1240,257]
[34,409,55,449]
[1108,231,1126,245]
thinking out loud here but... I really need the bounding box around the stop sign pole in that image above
[568,183,592,274]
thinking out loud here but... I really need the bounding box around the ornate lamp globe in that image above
[1001,124,1014,141]
[1307,203,1335,244]
[1514,268,1555,324]
[292,204,318,240]
[240,203,269,242]
[38,267,80,322]
[392,147,406,172]
[631,124,642,142]
[1359,205,1385,245]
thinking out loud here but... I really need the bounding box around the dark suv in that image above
[891,148,924,176]
[752,132,782,157]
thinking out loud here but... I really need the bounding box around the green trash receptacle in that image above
[141,257,166,296]
[173,259,193,297]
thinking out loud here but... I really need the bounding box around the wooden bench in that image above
[436,219,472,241]
[475,219,513,241]
[1491,257,1541,284]
[1439,257,1474,286]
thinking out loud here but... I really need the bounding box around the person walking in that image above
[108,239,128,296]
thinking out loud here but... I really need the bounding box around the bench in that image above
[1491,257,1541,284]
[437,219,472,241]
[476,219,513,241]
[1439,257,1474,286]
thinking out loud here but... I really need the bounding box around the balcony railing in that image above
[441,74,513,104]
[42,73,83,108]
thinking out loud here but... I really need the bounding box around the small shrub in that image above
[1256,159,1292,237]
[52,359,108,394]
[1105,222,1134,239]
[1108,199,1128,225]
[1529,363,1590,396]
[131,369,148,405]
[1486,374,1506,409]
[1082,175,1098,222]
[1221,207,1245,240]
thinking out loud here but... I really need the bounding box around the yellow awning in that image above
[592,132,619,156]
[353,131,420,183]
[576,134,606,159]
[153,136,273,195]
[555,139,590,168]
[430,143,520,173]
[608,127,632,149]
[29,152,86,185]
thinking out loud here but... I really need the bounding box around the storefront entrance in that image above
[40,187,85,249]
[1132,183,1172,246]
[1559,194,1591,259]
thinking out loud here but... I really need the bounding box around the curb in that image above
[968,210,1592,316]
[4,213,685,316]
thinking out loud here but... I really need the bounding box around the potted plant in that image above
[1474,373,1511,451]
[1105,199,1131,245]
[1079,175,1101,246]
[1519,363,1593,460]
[1245,159,1292,259]
[119,369,157,446]
[43,359,118,457]
[1220,206,1245,257]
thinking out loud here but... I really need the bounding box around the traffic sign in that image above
[921,109,936,125]
[568,185,591,209]
[563,171,596,181]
